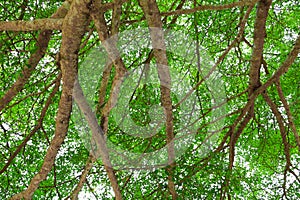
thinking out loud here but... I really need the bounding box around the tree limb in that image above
[161,0,258,16]
[139,0,177,198]
[10,0,91,198]
[0,19,63,31]
[0,0,71,112]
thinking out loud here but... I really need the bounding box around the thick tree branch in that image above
[249,0,272,94]
[72,80,122,199]
[91,2,127,124]
[252,33,300,95]
[10,0,91,198]
[87,2,127,200]
[228,0,272,170]
[111,0,122,34]
[219,33,300,179]
[0,0,70,31]
[96,0,124,123]
[0,19,63,31]
[217,31,300,154]
[99,0,128,12]
[139,0,176,199]
[0,0,71,112]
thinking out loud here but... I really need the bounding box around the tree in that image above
[0,0,299,199]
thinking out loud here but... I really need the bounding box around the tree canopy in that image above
[0,0,299,199]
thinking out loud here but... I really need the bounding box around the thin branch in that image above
[3,73,58,110]
[100,0,128,12]
[245,81,298,200]
[70,155,96,200]
[72,81,122,199]
[175,3,254,108]
[0,74,61,175]
[0,30,52,112]
[161,0,258,16]
[275,80,300,151]
[262,92,291,168]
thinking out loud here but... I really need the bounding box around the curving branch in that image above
[262,91,292,198]
[229,0,272,166]
[70,155,96,200]
[275,80,300,151]
[0,74,61,175]
[175,3,254,108]
[0,0,71,112]
[91,1,127,124]
[10,0,91,198]
[72,80,122,199]
[262,92,291,168]
[252,33,300,94]
[138,0,176,199]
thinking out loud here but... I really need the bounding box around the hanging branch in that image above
[229,0,272,170]
[0,74,61,175]
[138,0,177,199]
[262,92,291,167]
[221,1,272,198]
[10,0,91,198]
[69,142,100,200]
[74,1,131,199]
[275,80,300,151]
[72,80,122,200]
[91,1,127,134]
[60,0,129,199]
[262,91,292,198]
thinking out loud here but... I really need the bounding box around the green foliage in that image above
[0,0,299,199]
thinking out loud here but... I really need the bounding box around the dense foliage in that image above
[0,0,299,199]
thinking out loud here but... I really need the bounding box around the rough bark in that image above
[0,19,63,31]
[275,80,300,151]
[249,0,272,95]
[223,1,272,198]
[138,0,177,199]
[10,0,91,199]
[229,0,272,169]
[0,0,71,112]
